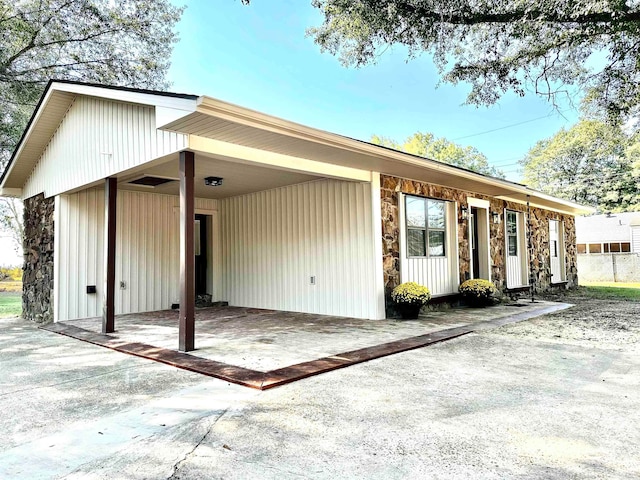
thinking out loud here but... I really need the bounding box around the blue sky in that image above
[167,0,581,181]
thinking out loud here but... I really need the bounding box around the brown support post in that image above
[179,150,195,352]
[102,177,117,333]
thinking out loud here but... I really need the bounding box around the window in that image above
[506,211,518,256]
[549,220,558,257]
[405,196,446,257]
[589,243,602,254]
[605,242,631,253]
[577,244,586,254]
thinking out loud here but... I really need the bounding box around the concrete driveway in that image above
[1,302,639,479]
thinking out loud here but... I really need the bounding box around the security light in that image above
[204,176,223,187]
[460,205,468,220]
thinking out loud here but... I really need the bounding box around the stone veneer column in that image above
[22,194,55,324]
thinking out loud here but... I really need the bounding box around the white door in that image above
[549,220,563,282]
[506,211,527,288]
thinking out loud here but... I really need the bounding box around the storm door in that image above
[549,220,565,283]
[505,210,528,288]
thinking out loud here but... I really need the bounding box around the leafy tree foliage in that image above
[372,132,505,178]
[294,0,640,121]
[522,120,640,211]
[1,0,183,167]
[0,0,183,253]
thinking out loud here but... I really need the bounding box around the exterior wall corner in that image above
[22,193,55,324]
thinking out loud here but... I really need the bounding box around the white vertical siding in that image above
[23,96,187,199]
[56,189,218,321]
[404,257,453,294]
[631,225,640,253]
[219,179,377,319]
[57,189,105,320]
[399,195,459,296]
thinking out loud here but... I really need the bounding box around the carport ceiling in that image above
[117,153,319,199]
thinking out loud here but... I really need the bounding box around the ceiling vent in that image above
[128,176,175,187]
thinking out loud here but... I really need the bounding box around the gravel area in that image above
[493,292,640,351]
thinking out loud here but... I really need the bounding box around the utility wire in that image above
[452,111,569,141]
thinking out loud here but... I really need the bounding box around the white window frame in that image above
[404,194,447,259]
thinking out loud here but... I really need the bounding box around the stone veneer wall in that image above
[381,175,577,304]
[22,194,55,323]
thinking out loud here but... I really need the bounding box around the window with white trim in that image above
[405,195,446,257]
[506,211,518,256]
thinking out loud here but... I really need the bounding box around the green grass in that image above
[0,292,21,318]
[578,284,640,301]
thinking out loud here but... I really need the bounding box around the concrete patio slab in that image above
[42,300,572,389]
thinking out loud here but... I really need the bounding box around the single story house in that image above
[576,212,640,254]
[0,81,592,351]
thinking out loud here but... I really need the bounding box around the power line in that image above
[452,111,569,141]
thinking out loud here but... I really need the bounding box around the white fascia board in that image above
[0,187,23,197]
[155,106,197,130]
[495,195,595,216]
[49,82,198,110]
[189,135,372,182]
[194,96,591,214]
[0,86,58,189]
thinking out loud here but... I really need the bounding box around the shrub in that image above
[391,282,431,306]
[459,279,497,307]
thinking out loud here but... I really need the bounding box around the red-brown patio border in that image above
[40,303,570,390]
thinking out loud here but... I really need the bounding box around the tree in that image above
[0,198,23,255]
[521,119,640,211]
[0,0,183,254]
[280,0,640,121]
[372,132,505,178]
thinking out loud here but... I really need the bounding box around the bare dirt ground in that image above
[495,290,640,352]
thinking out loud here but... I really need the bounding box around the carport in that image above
[42,301,571,389]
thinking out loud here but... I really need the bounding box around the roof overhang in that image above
[161,96,594,216]
[0,80,197,191]
[1,81,594,216]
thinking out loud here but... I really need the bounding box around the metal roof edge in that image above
[1,80,199,188]
[196,96,593,215]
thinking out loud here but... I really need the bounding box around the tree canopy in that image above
[1,0,183,167]
[372,132,505,178]
[0,0,183,254]
[522,119,640,212]
[297,0,640,121]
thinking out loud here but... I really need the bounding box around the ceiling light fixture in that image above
[204,176,223,187]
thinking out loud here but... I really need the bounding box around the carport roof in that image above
[1,80,593,215]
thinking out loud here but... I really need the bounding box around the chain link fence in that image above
[577,253,640,282]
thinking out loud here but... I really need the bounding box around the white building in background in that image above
[576,212,640,254]
[575,212,640,283]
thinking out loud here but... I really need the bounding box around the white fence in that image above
[577,253,640,282]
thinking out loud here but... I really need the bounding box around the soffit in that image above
[1,81,197,190]
[163,109,592,215]
[2,90,76,189]
[117,152,318,199]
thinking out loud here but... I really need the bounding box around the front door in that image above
[194,214,208,295]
